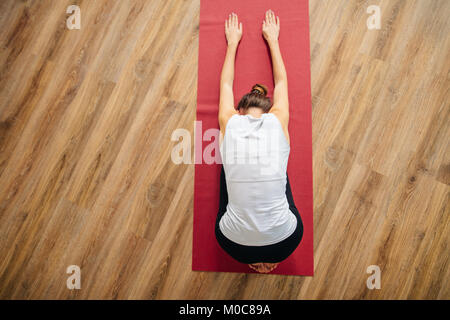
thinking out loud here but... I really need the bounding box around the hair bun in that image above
[251,84,268,97]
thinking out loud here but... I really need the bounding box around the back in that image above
[219,113,297,246]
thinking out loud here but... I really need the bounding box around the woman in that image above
[215,10,303,273]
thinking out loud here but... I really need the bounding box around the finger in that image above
[277,16,280,27]
[239,22,242,32]
[265,10,269,22]
[225,19,228,30]
[270,10,275,23]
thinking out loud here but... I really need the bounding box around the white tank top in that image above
[219,113,297,246]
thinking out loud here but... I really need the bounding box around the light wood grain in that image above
[0,0,448,299]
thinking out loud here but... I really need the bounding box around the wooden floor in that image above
[0,0,448,299]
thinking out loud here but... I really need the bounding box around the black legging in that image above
[215,166,303,264]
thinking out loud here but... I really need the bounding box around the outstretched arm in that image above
[219,13,242,136]
[263,10,289,136]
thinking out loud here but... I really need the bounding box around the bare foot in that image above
[249,262,279,273]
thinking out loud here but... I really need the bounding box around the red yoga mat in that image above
[193,0,313,276]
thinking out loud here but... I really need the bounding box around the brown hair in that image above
[237,84,272,113]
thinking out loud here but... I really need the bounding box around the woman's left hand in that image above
[225,12,242,46]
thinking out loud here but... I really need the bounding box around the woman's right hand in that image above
[262,9,280,43]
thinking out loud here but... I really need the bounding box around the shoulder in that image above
[266,112,284,126]
[225,113,241,127]
[269,109,288,128]
[266,113,290,145]
[219,112,239,133]
[219,113,241,143]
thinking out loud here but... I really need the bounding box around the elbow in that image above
[274,77,288,87]
[274,73,288,85]
[220,81,233,91]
